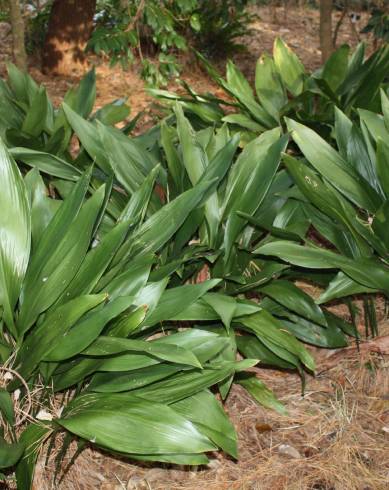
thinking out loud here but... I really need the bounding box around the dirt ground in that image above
[0,6,374,130]
[1,5,388,490]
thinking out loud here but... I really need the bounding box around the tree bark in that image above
[9,0,27,71]
[319,0,333,63]
[42,0,96,76]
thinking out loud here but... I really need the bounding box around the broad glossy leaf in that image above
[255,53,286,121]
[172,296,260,321]
[18,167,91,323]
[317,271,377,304]
[239,311,315,371]
[53,330,226,391]
[230,262,288,294]
[0,388,15,426]
[17,294,106,379]
[237,374,287,415]
[172,390,238,458]
[67,68,96,118]
[82,336,202,368]
[347,125,381,193]
[145,280,220,326]
[334,107,352,159]
[273,38,305,96]
[133,279,168,319]
[10,148,81,181]
[321,44,350,91]
[222,113,265,132]
[0,437,24,469]
[97,254,153,298]
[358,109,388,143]
[286,118,382,212]
[262,298,347,348]
[260,279,327,326]
[203,293,237,331]
[21,86,51,137]
[88,364,185,393]
[337,42,365,97]
[44,296,136,361]
[97,122,150,194]
[118,165,160,224]
[281,318,348,348]
[63,103,111,174]
[351,44,389,109]
[377,139,389,198]
[129,178,216,258]
[224,60,275,127]
[94,98,130,126]
[25,174,61,257]
[283,154,371,257]
[236,334,296,369]
[160,122,184,195]
[0,138,30,335]
[59,394,216,455]
[7,63,39,106]
[223,130,286,260]
[175,105,220,246]
[57,219,130,303]
[130,364,235,404]
[255,240,389,293]
[18,184,105,333]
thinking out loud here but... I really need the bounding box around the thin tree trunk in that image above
[320,0,333,62]
[42,0,96,76]
[9,0,27,71]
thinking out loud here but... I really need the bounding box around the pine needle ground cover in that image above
[0,39,388,489]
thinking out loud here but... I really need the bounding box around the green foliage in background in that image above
[362,8,389,43]
[25,0,253,86]
[152,39,389,142]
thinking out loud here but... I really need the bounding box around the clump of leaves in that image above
[0,65,318,489]
[255,96,389,338]
[361,8,389,45]
[151,39,389,142]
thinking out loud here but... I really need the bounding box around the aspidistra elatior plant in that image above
[150,39,389,144]
[0,59,374,489]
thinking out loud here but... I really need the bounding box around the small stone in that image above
[278,444,302,459]
[207,459,221,470]
[126,476,147,490]
[36,409,53,421]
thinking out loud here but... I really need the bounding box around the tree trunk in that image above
[42,0,96,76]
[319,0,333,63]
[9,0,27,71]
